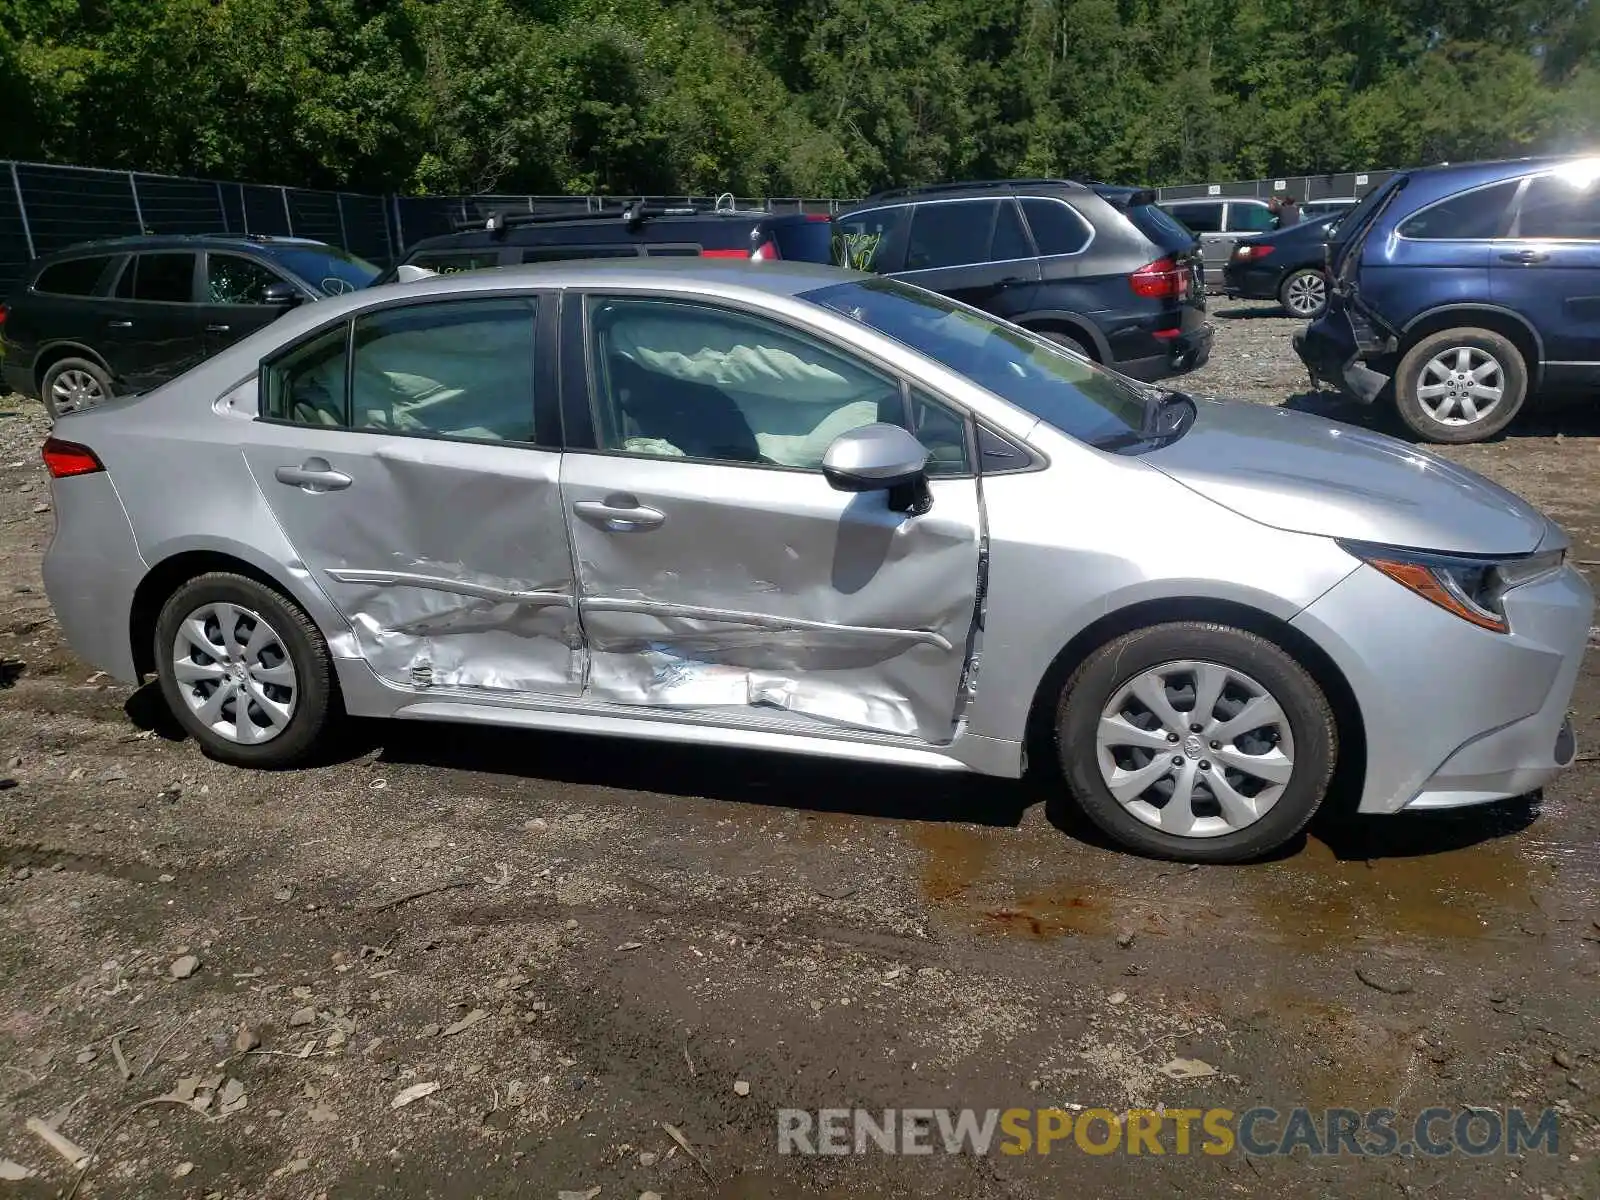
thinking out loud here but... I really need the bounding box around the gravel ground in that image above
[1,309,1598,1199]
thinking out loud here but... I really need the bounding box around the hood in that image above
[1144,399,1546,556]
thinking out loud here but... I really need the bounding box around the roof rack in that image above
[454,200,758,236]
[862,178,1084,203]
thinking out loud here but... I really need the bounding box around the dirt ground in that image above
[1,304,1598,1200]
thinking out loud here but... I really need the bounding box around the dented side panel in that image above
[560,453,982,744]
[240,433,582,694]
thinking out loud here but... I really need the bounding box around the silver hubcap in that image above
[1284,272,1326,316]
[1417,346,1503,426]
[1095,660,1295,839]
[50,369,105,415]
[171,602,297,745]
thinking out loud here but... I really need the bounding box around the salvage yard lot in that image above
[1,305,1597,1199]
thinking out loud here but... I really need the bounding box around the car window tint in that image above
[522,246,639,262]
[411,250,505,275]
[1020,198,1091,255]
[263,325,349,426]
[1166,203,1223,234]
[770,217,835,264]
[991,200,1032,260]
[34,256,113,296]
[1516,172,1600,240]
[585,295,965,472]
[118,253,196,303]
[1398,180,1519,240]
[832,208,904,271]
[207,254,282,305]
[1229,203,1276,232]
[906,201,996,270]
[907,388,971,475]
[348,298,537,441]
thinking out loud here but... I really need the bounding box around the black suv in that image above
[1,235,379,415]
[830,180,1211,380]
[378,203,837,281]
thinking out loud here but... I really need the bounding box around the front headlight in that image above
[1339,541,1566,633]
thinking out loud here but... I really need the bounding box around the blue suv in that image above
[1295,155,1600,443]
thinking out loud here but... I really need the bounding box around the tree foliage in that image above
[0,0,1595,195]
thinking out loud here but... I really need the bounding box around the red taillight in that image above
[750,238,781,261]
[0,302,8,328]
[1130,256,1187,299]
[700,249,748,259]
[1232,244,1274,262]
[42,437,104,478]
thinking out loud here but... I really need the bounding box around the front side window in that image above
[207,254,284,305]
[1021,197,1092,255]
[584,295,968,473]
[1514,170,1600,239]
[263,297,538,442]
[1397,179,1519,240]
[1166,203,1223,234]
[34,256,114,296]
[905,201,996,270]
[1229,203,1276,233]
[116,253,197,303]
[833,207,905,272]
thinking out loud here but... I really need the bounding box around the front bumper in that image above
[1291,560,1593,815]
[1115,322,1214,382]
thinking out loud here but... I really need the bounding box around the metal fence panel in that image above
[241,184,293,237]
[15,163,142,255]
[0,169,30,296]
[285,189,342,244]
[131,173,227,234]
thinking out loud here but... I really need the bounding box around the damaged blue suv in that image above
[1295,155,1600,443]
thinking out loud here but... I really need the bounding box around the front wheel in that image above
[1393,327,1527,443]
[1056,622,1336,863]
[153,571,338,767]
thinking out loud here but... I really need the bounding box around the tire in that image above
[1393,327,1527,444]
[1277,268,1328,319]
[153,571,338,767]
[1037,329,1095,360]
[1056,621,1336,863]
[41,356,113,419]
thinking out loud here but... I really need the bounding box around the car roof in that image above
[839,179,1091,214]
[1408,154,1594,185]
[404,209,804,255]
[40,234,330,261]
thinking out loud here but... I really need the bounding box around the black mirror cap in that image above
[262,281,302,308]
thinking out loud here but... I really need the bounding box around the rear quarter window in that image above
[33,256,115,296]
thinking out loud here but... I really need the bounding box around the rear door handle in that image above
[107,320,133,329]
[1499,249,1549,264]
[573,498,666,531]
[205,323,232,333]
[274,462,353,492]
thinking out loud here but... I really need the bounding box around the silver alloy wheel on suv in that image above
[1416,345,1505,427]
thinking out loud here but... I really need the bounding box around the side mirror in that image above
[261,281,302,309]
[822,423,932,514]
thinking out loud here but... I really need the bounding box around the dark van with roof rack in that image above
[376,201,837,282]
[830,179,1211,381]
[1,233,378,416]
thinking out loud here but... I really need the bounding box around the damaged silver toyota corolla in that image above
[39,261,1592,862]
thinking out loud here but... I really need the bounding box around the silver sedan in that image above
[38,261,1592,861]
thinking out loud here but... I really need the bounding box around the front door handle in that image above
[1499,249,1549,264]
[205,323,232,333]
[107,320,133,329]
[573,498,666,532]
[274,461,353,493]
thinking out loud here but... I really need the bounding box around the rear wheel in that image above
[1393,327,1526,443]
[1278,268,1328,319]
[1037,329,1095,360]
[1056,622,1336,863]
[41,357,112,419]
[154,572,337,767]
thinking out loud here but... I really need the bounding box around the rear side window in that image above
[1397,180,1519,240]
[1166,203,1223,234]
[906,200,994,270]
[115,253,197,303]
[1228,203,1276,233]
[833,207,905,272]
[33,256,114,296]
[769,217,835,264]
[1515,172,1600,240]
[1021,198,1091,255]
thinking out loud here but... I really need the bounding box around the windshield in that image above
[803,277,1151,449]
[270,246,380,296]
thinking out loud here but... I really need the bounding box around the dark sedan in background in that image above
[1222,214,1340,318]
